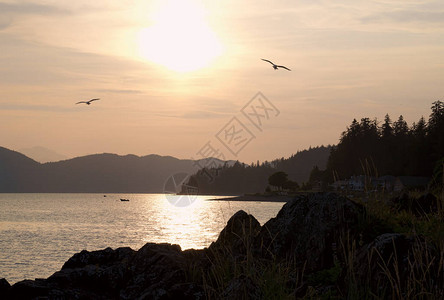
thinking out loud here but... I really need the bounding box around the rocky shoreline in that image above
[1,192,442,299]
[208,194,294,202]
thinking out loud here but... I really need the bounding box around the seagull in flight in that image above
[261,59,291,71]
[76,98,100,105]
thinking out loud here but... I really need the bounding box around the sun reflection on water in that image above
[0,193,284,283]
[142,194,211,249]
[136,194,284,250]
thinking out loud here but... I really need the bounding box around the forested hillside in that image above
[323,100,444,182]
[188,146,331,194]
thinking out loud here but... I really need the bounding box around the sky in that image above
[1,0,443,164]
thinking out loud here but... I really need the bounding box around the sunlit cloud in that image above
[362,10,444,25]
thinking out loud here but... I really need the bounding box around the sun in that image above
[138,0,223,73]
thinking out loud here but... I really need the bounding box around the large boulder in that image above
[7,279,53,300]
[120,243,203,299]
[256,193,364,272]
[61,246,135,270]
[208,210,261,257]
[205,211,263,299]
[45,247,136,298]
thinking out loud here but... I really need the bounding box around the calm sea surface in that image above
[0,193,284,284]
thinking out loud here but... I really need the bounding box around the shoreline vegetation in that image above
[1,191,443,299]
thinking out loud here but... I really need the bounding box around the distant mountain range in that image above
[19,146,68,163]
[0,146,331,194]
[0,147,230,193]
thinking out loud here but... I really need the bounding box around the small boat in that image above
[120,198,130,202]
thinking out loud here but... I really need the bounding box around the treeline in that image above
[312,101,444,183]
[188,146,331,194]
[189,101,443,194]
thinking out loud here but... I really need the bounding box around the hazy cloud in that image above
[362,10,444,24]
[0,35,151,87]
[0,2,69,16]
[94,89,143,95]
[193,98,238,114]
[0,14,12,30]
[154,110,230,120]
[0,103,72,113]
[178,110,229,119]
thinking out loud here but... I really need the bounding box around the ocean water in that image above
[0,193,284,284]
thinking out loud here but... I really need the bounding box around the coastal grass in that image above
[185,189,444,299]
[341,188,444,299]
[359,189,444,244]
[341,231,443,299]
[200,251,303,299]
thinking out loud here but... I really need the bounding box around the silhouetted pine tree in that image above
[428,101,444,165]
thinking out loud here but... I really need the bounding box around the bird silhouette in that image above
[261,59,291,71]
[76,98,100,105]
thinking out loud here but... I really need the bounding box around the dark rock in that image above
[8,279,50,300]
[4,244,202,299]
[44,246,136,299]
[208,210,261,257]
[205,212,263,299]
[62,246,135,270]
[121,243,189,299]
[256,192,364,272]
[0,278,11,295]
